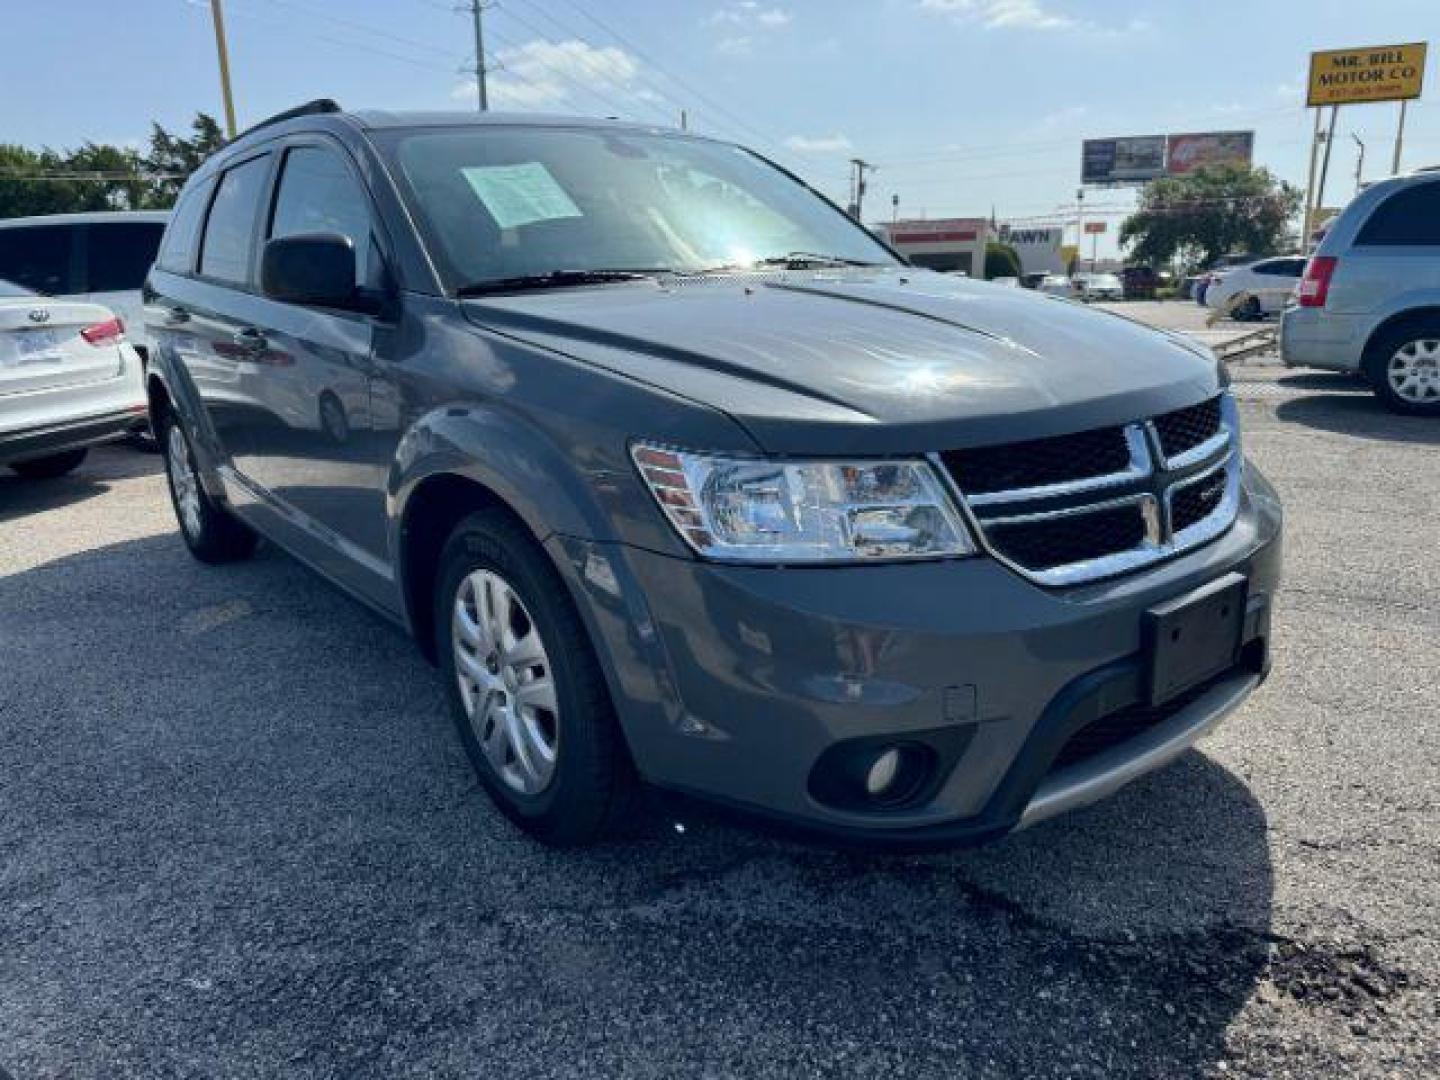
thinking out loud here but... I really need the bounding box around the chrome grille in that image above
[941,426,1130,496]
[937,393,1241,586]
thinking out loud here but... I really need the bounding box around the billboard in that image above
[1082,136,1166,184]
[1308,42,1427,107]
[1166,131,1255,175]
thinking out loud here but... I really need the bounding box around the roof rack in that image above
[232,99,342,142]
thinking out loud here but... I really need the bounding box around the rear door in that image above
[1334,180,1440,314]
[166,153,276,471]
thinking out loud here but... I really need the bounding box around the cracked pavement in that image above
[1,363,1436,1078]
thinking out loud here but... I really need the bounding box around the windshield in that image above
[1093,274,1122,287]
[379,126,898,290]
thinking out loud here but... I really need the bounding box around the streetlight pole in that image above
[209,0,238,139]
[467,0,489,112]
[1351,132,1366,194]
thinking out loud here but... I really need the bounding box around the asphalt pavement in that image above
[1,354,1436,1078]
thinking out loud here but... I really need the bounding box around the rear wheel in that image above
[161,413,257,563]
[9,448,87,478]
[1366,322,1440,416]
[435,508,637,845]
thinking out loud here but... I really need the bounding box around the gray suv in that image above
[145,102,1283,847]
[1282,168,1440,414]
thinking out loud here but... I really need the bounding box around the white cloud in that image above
[707,3,792,51]
[452,39,652,112]
[919,0,1134,33]
[785,133,854,154]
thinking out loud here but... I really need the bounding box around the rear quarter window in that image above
[85,221,166,292]
[157,178,216,275]
[0,224,77,295]
[1355,182,1440,246]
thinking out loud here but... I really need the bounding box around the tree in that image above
[983,241,1022,280]
[0,113,225,218]
[144,113,226,206]
[1120,165,1302,272]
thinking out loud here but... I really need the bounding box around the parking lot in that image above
[1,356,1437,1078]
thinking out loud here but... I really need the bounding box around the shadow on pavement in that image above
[0,533,1278,1078]
[0,445,162,524]
[1275,392,1440,446]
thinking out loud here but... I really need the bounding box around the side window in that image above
[157,178,215,274]
[269,146,375,285]
[0,225,76,295]
[1252,261,1281,276]
[1356,183,1440,246]
[200,155,272,284]
[84,222,166,292]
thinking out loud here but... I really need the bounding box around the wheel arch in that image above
[1361,305,1440,368]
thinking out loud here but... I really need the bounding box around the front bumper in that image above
[550,463,1283,845]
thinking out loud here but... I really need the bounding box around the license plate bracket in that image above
[1144,572,1247,706]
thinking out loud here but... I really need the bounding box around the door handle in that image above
[164,306,190,325]
[231,327,267,354]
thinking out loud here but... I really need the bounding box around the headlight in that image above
[631,443,976,563]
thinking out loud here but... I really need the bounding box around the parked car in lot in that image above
[1075,272,1124,302]
[0,211,169,445]
[1205,256,1304,319]
[1,278,146,477]
[146,102,1282,847]
[1282,168,1440,414]
[1121,265,1159,300]
[1036,273,1079,298]
[1194,253,1262,307]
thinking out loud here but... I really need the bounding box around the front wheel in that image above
[161,413,258,563]
[1366,324,1440,416]
[435,509,637,846]
[9,448,87,478]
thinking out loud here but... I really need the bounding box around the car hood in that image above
[461,269,1221,455]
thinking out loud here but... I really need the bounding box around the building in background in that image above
[874,217,991,276]
[997,223,1065,276]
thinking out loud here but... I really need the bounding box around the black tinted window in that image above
[270,146,374,282]
[158,178,215,274]
[0,225,75,295]
[200,156,272,283]
[85,222,165,292]
[1356,182,1440,245]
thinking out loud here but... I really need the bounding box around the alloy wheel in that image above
[452,569,559,795]
[167,425,203,539]
[1387,338,1440,403]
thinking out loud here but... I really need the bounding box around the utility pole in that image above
[1392,99,1409,174]
[209,0,238,139]
[1315,106,1339,223]
[1302,107,1323,254]
[848,158,874,221]
[1351,132,1366,194]
[1074,188,1085,275]
[466,0,489,112]
[891,193,899,225]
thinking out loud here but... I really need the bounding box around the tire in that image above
[160,411,258,563]
[1238,296,1261,322]
[9,448,87,478]
[1364,321,1440,417]
[435,508,637,846]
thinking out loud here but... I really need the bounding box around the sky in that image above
[3,0,1437,258]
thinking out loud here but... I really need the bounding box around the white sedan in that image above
[1075,272,1124,301]
[1205,256,1306,319]
[1,279,146,477]
[1037,274,1080,299]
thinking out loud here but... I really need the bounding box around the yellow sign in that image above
[1307,42,1427,107]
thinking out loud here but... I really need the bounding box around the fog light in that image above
[865,748,902,797]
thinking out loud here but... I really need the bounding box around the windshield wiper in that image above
[750,252,886,269]
[456,269,666,297]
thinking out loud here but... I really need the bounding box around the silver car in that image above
[0,278,146,477]
[1281,169,1440,415]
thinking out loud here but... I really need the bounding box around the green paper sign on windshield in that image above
[461,162,583,230]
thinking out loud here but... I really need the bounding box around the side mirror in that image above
[261,233,372,312]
